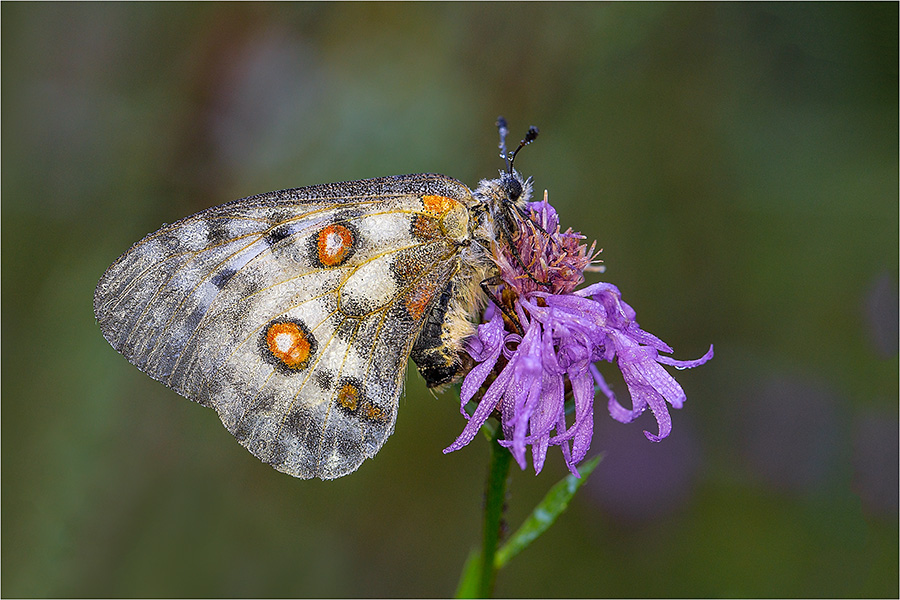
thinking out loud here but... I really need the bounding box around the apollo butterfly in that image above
[94,118,539,479]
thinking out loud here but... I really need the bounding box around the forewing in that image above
[94,174,474,479]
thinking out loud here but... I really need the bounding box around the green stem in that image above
[478,424,512,598]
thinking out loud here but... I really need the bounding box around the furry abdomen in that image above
[411,248,488,388]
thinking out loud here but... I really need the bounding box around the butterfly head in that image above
[471,118,540,242]
[498,168,532,207]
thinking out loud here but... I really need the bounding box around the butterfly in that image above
[94,118,539,479]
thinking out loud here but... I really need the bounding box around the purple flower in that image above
[444,192,714,476]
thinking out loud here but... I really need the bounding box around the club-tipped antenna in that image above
[496,116,539,175]
[496,116,511,172]
[509,125,539,173]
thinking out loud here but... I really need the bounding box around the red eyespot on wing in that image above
[265,322,312,369]
[316,224,355,267]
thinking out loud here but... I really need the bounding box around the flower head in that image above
[444,191,714,476]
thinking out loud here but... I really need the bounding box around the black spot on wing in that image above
[210,267,237,289]
[263,219,305,248]
[302,417,323,458]
[285,407,314,439]
[314,369,335,391]
[333,316,361,343]
[335,435,363,464]
[264,227,292,247]
[252,391,278,413]
[206,218,233,245]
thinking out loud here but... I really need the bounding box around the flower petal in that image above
[459,311,505,406]
[443,358,514,454]
[657,344,715,370]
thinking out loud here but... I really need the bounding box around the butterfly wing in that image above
[94,174,475,479]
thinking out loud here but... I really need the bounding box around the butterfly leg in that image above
[480,276,525,336]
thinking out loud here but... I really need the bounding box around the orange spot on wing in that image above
[422,195,457,217]
[337,383,360,411]
[362,400,388,422]
[317,224,355,267]
[412,214,442,240]
[404,281,440,320]
[266,322,312,369]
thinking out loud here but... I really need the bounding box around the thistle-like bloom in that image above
[444,192,714,476]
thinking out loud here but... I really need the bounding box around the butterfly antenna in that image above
[496,116,511,172]
[496,117,540,174]
[508,126,539,174]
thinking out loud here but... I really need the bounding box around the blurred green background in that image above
[3,3,897,597]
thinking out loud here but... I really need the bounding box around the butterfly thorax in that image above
[409,170,533,389]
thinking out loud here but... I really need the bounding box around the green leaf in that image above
[494,454,603,569]
[454,548,482,599]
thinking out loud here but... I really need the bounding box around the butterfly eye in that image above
[503,176,523,202]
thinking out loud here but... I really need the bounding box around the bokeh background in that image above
[3,3,897,597]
